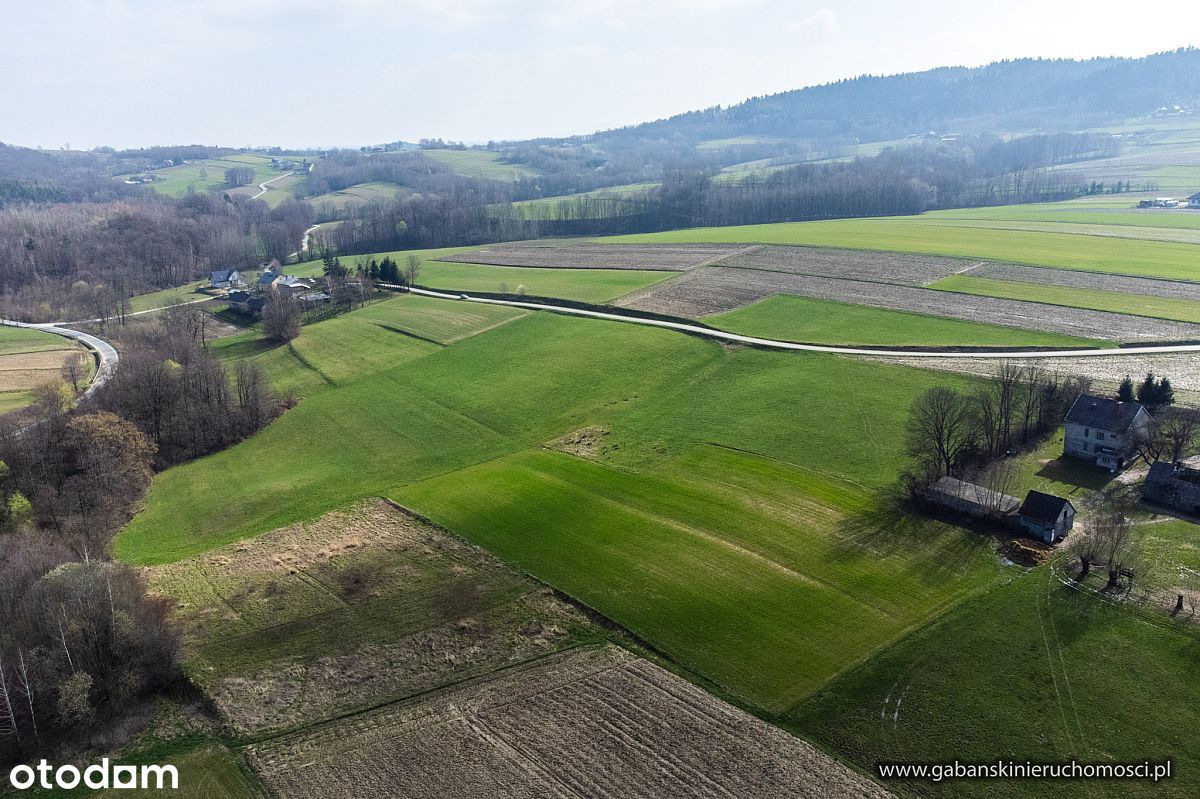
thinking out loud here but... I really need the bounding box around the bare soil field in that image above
[0,347,86,392]
[863,351,1200,400]
[148,500,599,735]
[714,244,973,285]
[439,241,755,271]
[963,262,1200,300]
[616,266,1200,342]
[249,645,891,799]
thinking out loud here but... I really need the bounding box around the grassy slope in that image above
[792,569,1200,799]
[421,149,540,180]
[0,325,79,355]
[397,445,999,711]
[292,246,673,303]
[126,282,209,313]
[706,295,1105,348]
[133,154,295,198]
[606,218,1200,281]
[116,303,715,564]
[117,291,980,563]
[933,274,1200,325]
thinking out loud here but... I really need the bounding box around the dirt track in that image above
[250,646,892,799]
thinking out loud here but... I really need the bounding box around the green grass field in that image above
[126,282,209,313]
[291,245,674,303]
[421,149,540,180]
[791,568,1200,798]
[397,445,1000,711]
[117,294,978,563]
[607,217,1200,281]
[0,324,79,355]
[706,295,1106,348]
[933,274,1200,325]
[95,744,264,799]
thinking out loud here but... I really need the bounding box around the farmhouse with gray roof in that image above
[1064,395,1152,471]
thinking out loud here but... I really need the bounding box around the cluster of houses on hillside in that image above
[926,392,1197,546]
[208,263,329,317]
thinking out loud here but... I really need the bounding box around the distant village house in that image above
[1063,395,1152,471]
[1189,191,1200,210]
[209,269,244,290]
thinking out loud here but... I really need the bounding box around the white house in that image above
[209,269,244,289]
[1063,394,1153,471]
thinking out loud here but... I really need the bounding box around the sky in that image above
[3,0,1199,150]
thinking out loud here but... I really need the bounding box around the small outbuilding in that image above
[925,476,1020,521]
[1018,491,1075,544]
[1143,458,1200,515]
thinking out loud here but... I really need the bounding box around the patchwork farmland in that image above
[103,191,1200,799]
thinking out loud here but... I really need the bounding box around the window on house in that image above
[1084,428,1090,437]
[1096,432,1105,440]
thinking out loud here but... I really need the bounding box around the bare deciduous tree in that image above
[906,387,977,479]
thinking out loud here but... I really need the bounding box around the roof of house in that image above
[247,297,266,311]
[210,269,237,282]
[1065,395,1148,433]
[227,290,251,303]
[257,272,279,285]
[1188,191,1200,201]
[277,276,312,288]
[1019,490,1074,524]
[928,476,1020,512]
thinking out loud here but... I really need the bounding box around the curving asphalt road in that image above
[2,320,118,398]
[400,286,1200,360]
[250,172,294,201]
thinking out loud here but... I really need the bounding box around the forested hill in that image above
[590,48,1200,145]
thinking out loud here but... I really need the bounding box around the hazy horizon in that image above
[3,0,1199,150]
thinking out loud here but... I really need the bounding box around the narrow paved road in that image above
[402,287,1200,360]
[251,172,294,201]
[2,320,118,398]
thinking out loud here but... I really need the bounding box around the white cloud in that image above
[786,8,841,35]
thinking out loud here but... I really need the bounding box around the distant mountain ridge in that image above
[587,48,1200,145]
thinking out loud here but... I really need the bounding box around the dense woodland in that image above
[0,310,279,764]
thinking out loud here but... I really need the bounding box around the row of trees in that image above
[905,362,1093,485]
[1117,372,1175,409]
